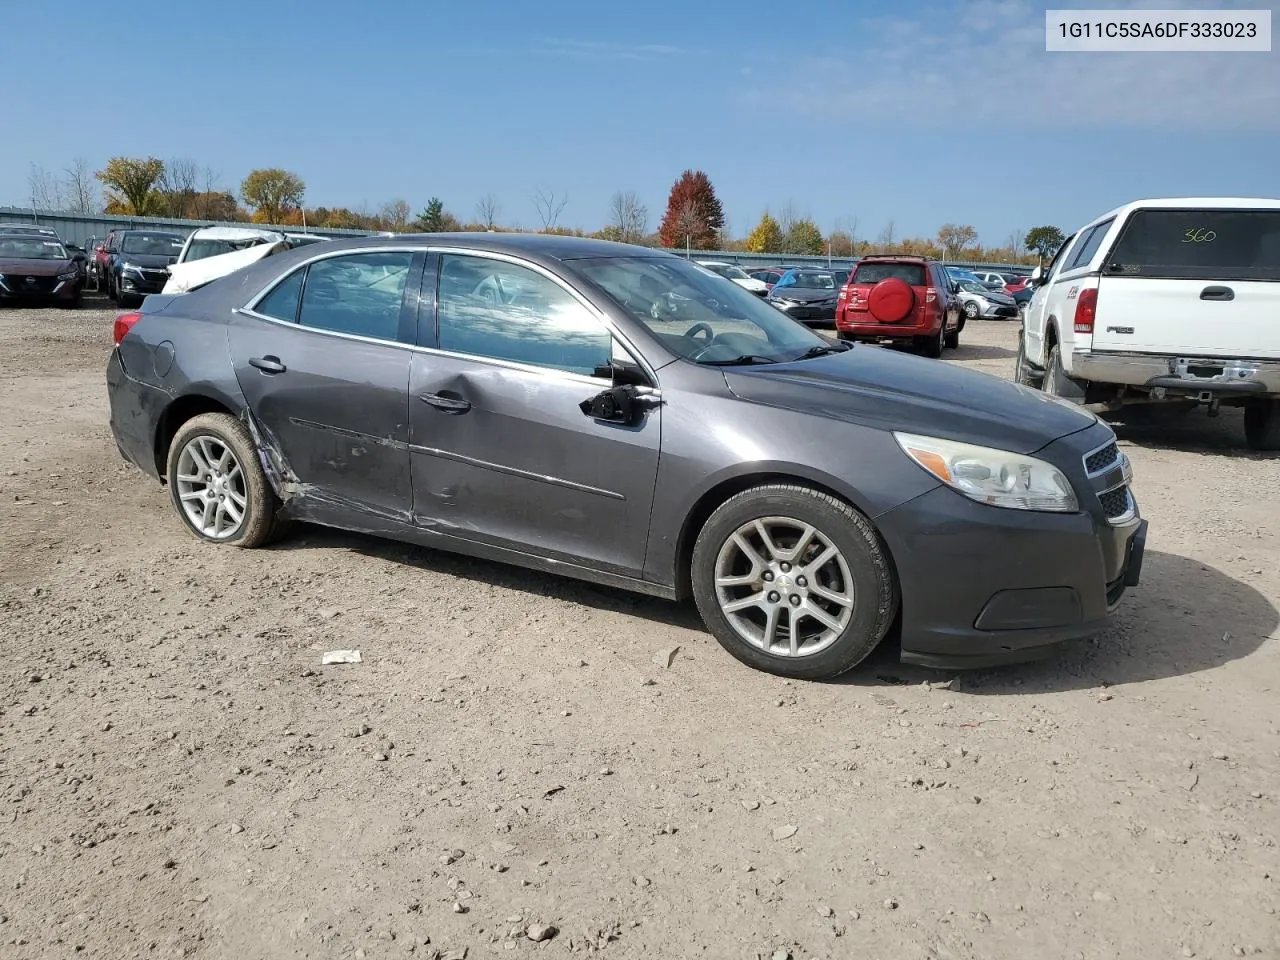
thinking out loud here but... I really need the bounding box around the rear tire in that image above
[918,323,944,359]
[943,322,959,350]
[1014,329,1039,387]
[1244,400,1280,451]
[690,484,899,680]
[166,413,288,548]
[1042,344,1086,402]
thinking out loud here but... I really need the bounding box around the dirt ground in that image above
[2,296,1278,960]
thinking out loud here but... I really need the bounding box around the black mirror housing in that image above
[580,385,637,424]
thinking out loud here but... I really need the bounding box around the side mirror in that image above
[580,385,638,424]
[1030,265,1043,283]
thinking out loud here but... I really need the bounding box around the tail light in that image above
[1073,288,1098,335]
[924,286,937,304]
[113,311,143,345]
[837,284,849,302]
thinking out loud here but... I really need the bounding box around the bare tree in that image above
[532,187,568,231]
[27,162,64,212]
[62,158,98,214]
[840,215,859,255]
[475,194,501,230]
[158,157,199,218]
[380,199,411,231]
[607,190,648,244]
[674,199,701,256]
[776,201,798,238]
[1006,229,1025,258]
[877,220,896,250]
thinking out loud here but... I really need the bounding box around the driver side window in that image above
[435,254,612,378]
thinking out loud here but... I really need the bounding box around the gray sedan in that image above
[106,234,1146,679]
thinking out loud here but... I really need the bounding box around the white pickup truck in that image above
[1016,197,1280,450]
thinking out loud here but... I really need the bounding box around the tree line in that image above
[21,156,1064,263]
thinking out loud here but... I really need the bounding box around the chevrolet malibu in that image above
[106,234,1146,679]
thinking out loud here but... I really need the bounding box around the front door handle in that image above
[249,355,286,374]
[419,392,471,414]
[1200,285,1234,301]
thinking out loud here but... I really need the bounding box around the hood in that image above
[163,240,290,293]
[733,277,769,291]
[721,346,1096,454]
[983,291,1015,304]
[116,252,178,268]
[770,287,839,304]
[0,258,73,276]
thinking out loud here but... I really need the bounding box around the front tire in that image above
[690,484,899,680]
[964,301,980,321]
[1245,400,1280,451]
[166,413,286,548]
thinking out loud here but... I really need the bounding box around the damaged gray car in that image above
[107,234,1145,679]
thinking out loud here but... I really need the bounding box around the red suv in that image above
[835,256,961,357]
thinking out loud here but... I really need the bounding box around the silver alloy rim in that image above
[175,435,247,540]
[713,516,855,658]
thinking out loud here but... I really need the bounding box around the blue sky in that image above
[5,0,1278,245]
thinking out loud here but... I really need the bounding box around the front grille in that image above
[1084,441,1119,474]
[11,275,58,293]
[1099,486,1132,520]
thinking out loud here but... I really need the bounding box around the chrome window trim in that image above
[240,243,658,387]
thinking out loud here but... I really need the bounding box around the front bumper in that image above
[0,275,83,301]
[770,301,837,324]
[118,269,170,295]
[1071,350,1280,395]
[876,479,1145,669]
[974,301,1018,318]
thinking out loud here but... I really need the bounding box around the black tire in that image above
[943,321,959,350]
[1014,329,1039,387]
[964,301,980,321]
[166,412,288,548]
[1042,344,1086,403]
[690,484,899,680]
[918,322,944,359]
[1244,400,1280,451]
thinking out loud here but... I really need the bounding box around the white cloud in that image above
[740,1,1280,130]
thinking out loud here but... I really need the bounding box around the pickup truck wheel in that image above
[1244,400,1280,451]
[1042,345,1086,403]
[690,484,899,680]
[1014,330,1040,387]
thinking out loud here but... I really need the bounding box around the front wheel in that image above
[1245,399,1280,451]
[166,413,287,548]
[964,301,980,321]
[690,484,899,680]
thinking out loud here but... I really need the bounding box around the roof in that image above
[188,226,284,241]
[119,227,187,236]
[1084,196,1280,227]
[292,231,681,262]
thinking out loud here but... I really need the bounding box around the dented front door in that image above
[407,352,661,576]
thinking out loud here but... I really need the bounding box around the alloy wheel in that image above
[713,516,855,658]
[175,434,248,539]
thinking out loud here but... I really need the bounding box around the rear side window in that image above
[1106,209,1280,281]
[853,262,926,286]
[1066,219,1113,271]
[256,269,304,322]
[297,252,414,341]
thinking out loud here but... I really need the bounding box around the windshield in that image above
[121,233,184,256]
[0,238,68,260]
[959,281,990,294]
[778,270,836,290]
[183,237,269,262]
[569,256,831,364]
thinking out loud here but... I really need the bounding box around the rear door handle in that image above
[1200,285,1234,301]
[249,356,286,374]
[418,392,471,413]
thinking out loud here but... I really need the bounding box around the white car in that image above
[695,260,769,296]
[163,226,292,295]
[1016,196,1280,450]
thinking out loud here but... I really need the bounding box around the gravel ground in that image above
[2,297,1278,959]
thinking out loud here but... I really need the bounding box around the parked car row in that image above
[0,223,90,307]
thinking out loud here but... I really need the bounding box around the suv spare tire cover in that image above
[867,277,915,323]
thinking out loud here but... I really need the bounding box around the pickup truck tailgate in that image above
[1090,206,1280,359]
[1092,277,1280,359]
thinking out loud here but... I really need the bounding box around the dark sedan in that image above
[106,234,1146,679]
[107,230,186,307]
[0,234,85,307]
[766,268,842,327]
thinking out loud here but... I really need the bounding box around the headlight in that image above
[893,432,1078,513]
[58,269,79,281]
[121,262,143,274]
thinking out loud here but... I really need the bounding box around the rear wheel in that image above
[943,321,960,350]
[166,413,287,548]
[917,323,944,359]
[1014,329,1039,387]
[1245,400,1280,451]
[1042,345,1086,402]
[690,484,898,680]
